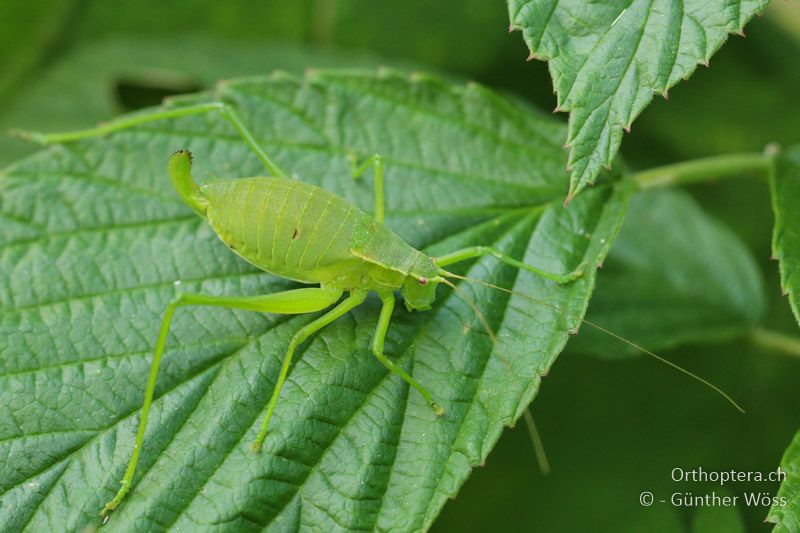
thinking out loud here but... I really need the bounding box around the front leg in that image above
[435,245,584,284]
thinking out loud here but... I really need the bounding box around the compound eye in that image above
[418,277,428,286]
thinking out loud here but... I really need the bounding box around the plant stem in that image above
[631,152,771,190]
[751,327,800,359]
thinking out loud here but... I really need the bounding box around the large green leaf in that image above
[770,146,800,328]
[768,430,800,532]
[508,0,770,196]
[569,188,764,357]
[0,70,629,531]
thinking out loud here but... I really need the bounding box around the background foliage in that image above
[1,1,799,531]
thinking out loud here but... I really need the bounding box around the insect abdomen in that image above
[202,177,386,284]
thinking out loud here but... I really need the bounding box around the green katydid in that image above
[14,101,743,520]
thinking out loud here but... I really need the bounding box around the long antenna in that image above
[523,409,551,475]
[438,269,746,414]
[438,276,554,471]
[580,319,745,413]
[438,277,509,375]
[439,277,496,344]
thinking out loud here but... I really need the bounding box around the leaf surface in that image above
[768,430,800,532]
[771,146,800,328]
[508,0,770,196]
[0,70,629,532]
[569,188,764,357]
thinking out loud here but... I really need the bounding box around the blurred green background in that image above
[2,1,799,530]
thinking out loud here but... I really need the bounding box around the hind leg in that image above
[100,286,343,517]
[12,101,288,178]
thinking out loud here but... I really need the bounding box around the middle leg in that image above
[252,289,369,451]
[370,292,444,416]
[350,153,385,223]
